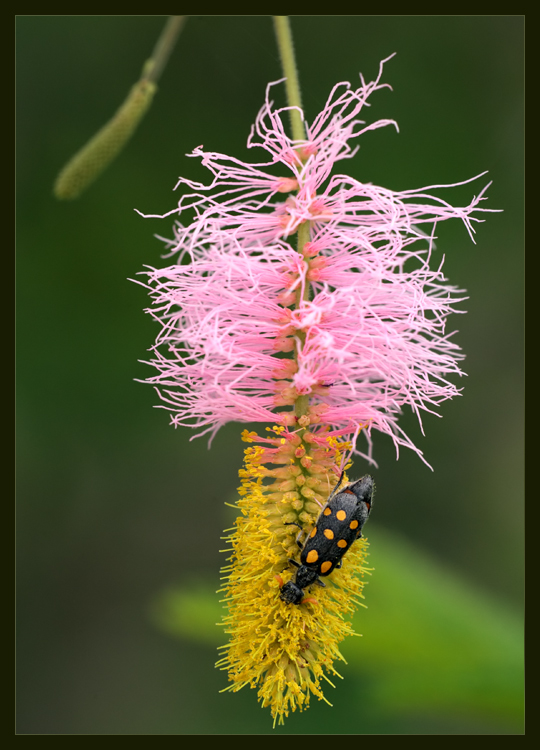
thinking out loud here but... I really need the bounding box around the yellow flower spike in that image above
[217,429,371,725]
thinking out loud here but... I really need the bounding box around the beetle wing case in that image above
[299,475,374,577]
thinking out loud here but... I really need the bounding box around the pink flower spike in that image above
[139,60,498,466]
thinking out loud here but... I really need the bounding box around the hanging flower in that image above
[139,56,495,723]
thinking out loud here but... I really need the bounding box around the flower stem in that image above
[144,15,187,84]
[272,16,306,142]
[273,18,310,422]
[295,220,311,303]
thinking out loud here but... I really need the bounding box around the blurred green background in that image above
[16,16,523,735]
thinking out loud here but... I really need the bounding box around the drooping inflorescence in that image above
[140,57,495,722]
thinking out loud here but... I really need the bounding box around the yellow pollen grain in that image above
[324,529,334,540]
[336,510,347,521]
[350,520,359,529]
[337,539,347,549]
[306,550,318,563]
[320,561,332,574]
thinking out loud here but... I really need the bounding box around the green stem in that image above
[144,16,187,84]
[293,222,311,421]
[272,16,306,142]
[295,221,311,304]
[273,18,311,424]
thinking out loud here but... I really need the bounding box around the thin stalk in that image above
[273,16,306,142]
[272,17,311,424]
[144,16,186,84]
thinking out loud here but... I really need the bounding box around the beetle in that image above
[279,473,374,605]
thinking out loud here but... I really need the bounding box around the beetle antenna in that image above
[329,469,345,498]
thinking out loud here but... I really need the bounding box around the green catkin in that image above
[54,78,156,200]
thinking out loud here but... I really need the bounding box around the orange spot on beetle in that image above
[320,561,332,574]
[306,549,318,563]
[337,539,348,548]
[323,529,334,540]
[336,510,347,521]
[310,527,317,538]
[323,508,332,516]
[349,520,359,529]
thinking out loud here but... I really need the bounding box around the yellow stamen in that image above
[217,428,371,725]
